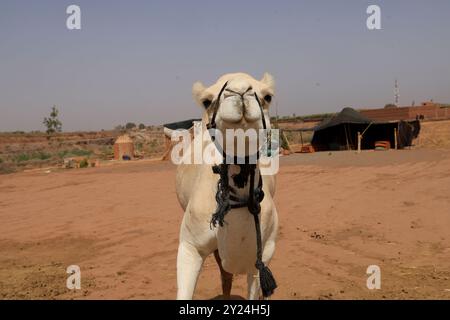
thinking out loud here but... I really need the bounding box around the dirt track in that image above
[1,149,450,299]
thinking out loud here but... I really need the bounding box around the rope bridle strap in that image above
[208,82,277,298]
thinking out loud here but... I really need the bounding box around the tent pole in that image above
[300,131,304,147]
[357,131,362,153]
[394,127,398,150]
[361,122,373,137]
[344,124,350,150]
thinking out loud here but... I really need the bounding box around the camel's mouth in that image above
[216,117,261,131]
[211,121,267,162]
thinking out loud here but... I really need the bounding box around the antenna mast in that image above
[394,78,399,106]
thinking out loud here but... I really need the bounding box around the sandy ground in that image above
[1,149,450,300]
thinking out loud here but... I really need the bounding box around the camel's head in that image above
[193,72,275,131]
[192,73,275,160]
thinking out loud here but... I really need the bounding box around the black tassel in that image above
[256,261,277,298]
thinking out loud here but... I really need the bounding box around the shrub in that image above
[79,158,89,168]
[98,146,113,160]
[13,153,30,162]
[125,122,136,130]
[35,151,51,161]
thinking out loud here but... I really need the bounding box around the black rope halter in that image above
[207,82,277,298]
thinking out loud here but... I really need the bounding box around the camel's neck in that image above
[200,119,262,200]
[226,164,260,203]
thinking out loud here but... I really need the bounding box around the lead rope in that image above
[247,165,277,298]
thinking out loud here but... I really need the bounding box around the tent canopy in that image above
[314,107,373,131]
[163,119,201,130]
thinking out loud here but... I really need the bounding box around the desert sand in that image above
[1,149,450,299]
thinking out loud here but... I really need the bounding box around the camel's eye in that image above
[264,95,272,103]
[202,99,212,108]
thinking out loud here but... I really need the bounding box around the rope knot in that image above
[210,199,230,228]
[255,187,264,204]
[255,260,265,270]
[212,165,221,174]
[247,200,261,216]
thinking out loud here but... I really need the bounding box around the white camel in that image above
[175,72,278,300]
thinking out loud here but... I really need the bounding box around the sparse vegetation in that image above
[146,139,160,154]
[0,163,15,174]
[57,149,92,159]
[0,126,166,173]
[271,112,334,123]
[13,151,52,163]
[99,146,113,160]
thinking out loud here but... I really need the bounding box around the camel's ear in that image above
[261,72,275,92]
[192,81,207,106]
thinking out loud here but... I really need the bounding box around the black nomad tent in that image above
[311,107,420,151]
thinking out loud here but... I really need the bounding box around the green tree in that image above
[43,106,62,134]
[125,122,136,130]
[138,123,146,130]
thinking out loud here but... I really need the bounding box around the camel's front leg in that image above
[177,241,205,300]
[214,250,233,299]
[247,272,260,300]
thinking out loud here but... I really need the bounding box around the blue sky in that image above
[1,0,449,131]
